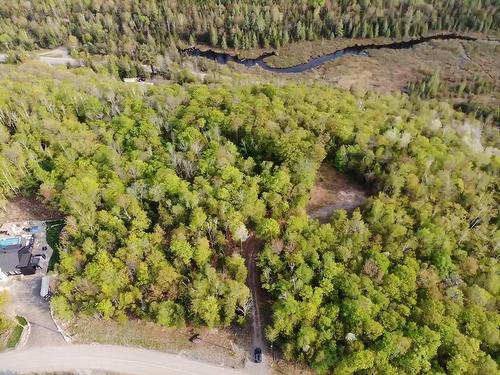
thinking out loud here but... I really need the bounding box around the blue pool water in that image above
[0,237,20,248]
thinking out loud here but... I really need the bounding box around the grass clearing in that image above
[46,219,64,271]
[6,316,27,349]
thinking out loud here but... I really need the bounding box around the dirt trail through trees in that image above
[243,164,371,354]
[244,235,265,350]
[243,235,273,374]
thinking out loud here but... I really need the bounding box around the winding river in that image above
[183,33,477,73]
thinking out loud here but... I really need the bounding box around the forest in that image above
[406,71,500,124]
[0,61,498,373]
[0,0,498,58]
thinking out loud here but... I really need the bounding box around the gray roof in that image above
[0,243,34,274]
[0,248,21,273]
[18,247,32,268]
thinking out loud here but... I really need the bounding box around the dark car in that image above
[254,347,262,363]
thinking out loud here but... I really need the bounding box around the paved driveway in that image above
[3,276,66,348]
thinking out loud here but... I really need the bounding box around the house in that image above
[0,246,21,276]
[0,225,36,276]
[18,246,36,275]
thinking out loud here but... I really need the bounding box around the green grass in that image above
[6,316,27,349]
[46,219,64,271]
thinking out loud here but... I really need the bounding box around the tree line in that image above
[0,63,498,373]
[0,0,498,58]
[407,71,500,124]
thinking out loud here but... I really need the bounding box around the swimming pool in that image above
[0,237,20,248]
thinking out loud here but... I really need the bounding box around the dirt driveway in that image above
[242,235,272,374]
[3,276,66,348]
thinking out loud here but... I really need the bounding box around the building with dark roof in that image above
[18,246,36,275]
[0,235,35,276]
[0,247,21,275]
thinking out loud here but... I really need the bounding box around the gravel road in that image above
[0,47,81,66]
[0,344,246,375]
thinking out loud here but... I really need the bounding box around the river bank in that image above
[183,33,478,73]
[182,33,499,113]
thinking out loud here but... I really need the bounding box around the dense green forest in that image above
[0,62,498,373]
[259,99,500,373]
[0,0,498,57]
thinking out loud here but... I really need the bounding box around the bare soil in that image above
[271,360,316,375]
[67,318,247,369]
[242,236,265,347]
[307,164,372,223]
[37,47,69,58]
[0,197,63,224]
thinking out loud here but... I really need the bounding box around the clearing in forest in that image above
[0,197,63,223]
[307,164,371,223]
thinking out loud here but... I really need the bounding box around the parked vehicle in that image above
[254,347,262,363]
[40,276,51,300]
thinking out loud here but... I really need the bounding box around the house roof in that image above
[18,247,32,268]
[0,244,34,274]
[0,248,21,273]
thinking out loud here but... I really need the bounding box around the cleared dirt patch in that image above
[0,197,63,223]
[307,164,371,223]
[67,318,247,369]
